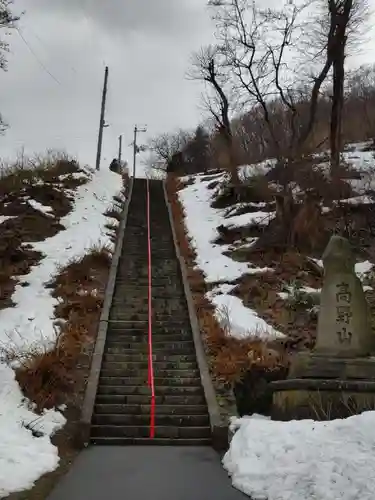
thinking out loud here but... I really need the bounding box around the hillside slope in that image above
[171,141,375,500]
[0,158,124,498]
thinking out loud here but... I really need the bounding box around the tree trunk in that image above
[330,38,345,177]
[329,0,353,177]
[222,127,240,185]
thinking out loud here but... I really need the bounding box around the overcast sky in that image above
[0,0,214,172]
[1,0,375,174]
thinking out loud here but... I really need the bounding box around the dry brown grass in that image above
[0,242,114,412]
[166,174,287,385]
[0,152,91,313]
[0,165,128,500]
[104,203,123,221]
[0,150,88,196]
[0,171,127,413]
[2,327,84,412]
[212,174,276,209]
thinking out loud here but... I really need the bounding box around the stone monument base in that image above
[270,352,375,420]
[288,351,375,380]
[271,378,375,420]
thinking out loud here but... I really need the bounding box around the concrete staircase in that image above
[90,179,212,445]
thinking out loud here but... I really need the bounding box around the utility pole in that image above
[132,124,147,178]
[95,66,109,171]
[118,134,123,163]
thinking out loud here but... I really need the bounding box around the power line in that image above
[16,28,61,86]
[25,27,78,76]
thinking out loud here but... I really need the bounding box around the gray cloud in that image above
[0,0,214,171]
[4,0,373,174]
[30,0,210,40]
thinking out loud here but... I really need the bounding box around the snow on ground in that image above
[224,413,375,500]
[0,215,16,224]
[208,292,283,339]
[340,195,375,205]
[222,210,275,229]
[355,260,373,278]
[179,174,250,284]
[0,168,123,498]
[179,173,282,340]
[179,145,375,339]
[0,168,122,349]
[27,199,54,216]
[217,144,375,499]
[239,159,275,181]
[0,365,65,498]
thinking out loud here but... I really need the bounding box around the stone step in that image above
[117,268,178,275]
[117,260,179,268]
[92,414,210,427]
[120,255,176,261]
[99,366,200,380]
[105,336,192,345]
[93,393,205,405]
[105,333,192,343]
[110,296,187,306]
[101,358,198,370]
[111,296,186,307]
[105,334,193,344]
[112,287,186,299]
[104,339,192,349]
[98,376,201,388]
[121,236,174,242]
[103,353,197,363]
[124,245,174,250]
[94,402,208,416]
[108,317,189,326]
[117,263,179,271]
[114,280,182,289]
[120,254,176,261]
[96,385,203,398]
[116,263,179,272]
[116,273,181,282]
[90,437,212,446]
[108,312,190,322]
[109,303,187,315]
[120,252,176,259]
[90,425,211,439]
[105,342,195,353]
[109,308,189,318]
[122,257,178,266]
[106,324,192,333]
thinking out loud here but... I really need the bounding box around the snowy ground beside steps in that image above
[178,144,375,500]
[0,168,122,498]
[224,413,375,500]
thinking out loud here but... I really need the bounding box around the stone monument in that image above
[271,235,375,420]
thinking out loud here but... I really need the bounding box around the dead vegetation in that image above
[3,244,113,413]
[168,143,375,417]
[0,157,127,499]
[1,238,124,500]
[0,152,91,312]
[221,156,375,354]
[166,175,288,416]
[1,185,124,414]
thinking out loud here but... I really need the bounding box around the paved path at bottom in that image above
[47,446,246,500]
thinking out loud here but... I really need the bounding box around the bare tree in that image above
[346,64,375,142]
[188,45,240,183]
[207,0,362,171]
[323,0,368,172]
[148,129,191,172]
[142,151,167,179]
[0,0,20,133]
[208,0,318,161]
